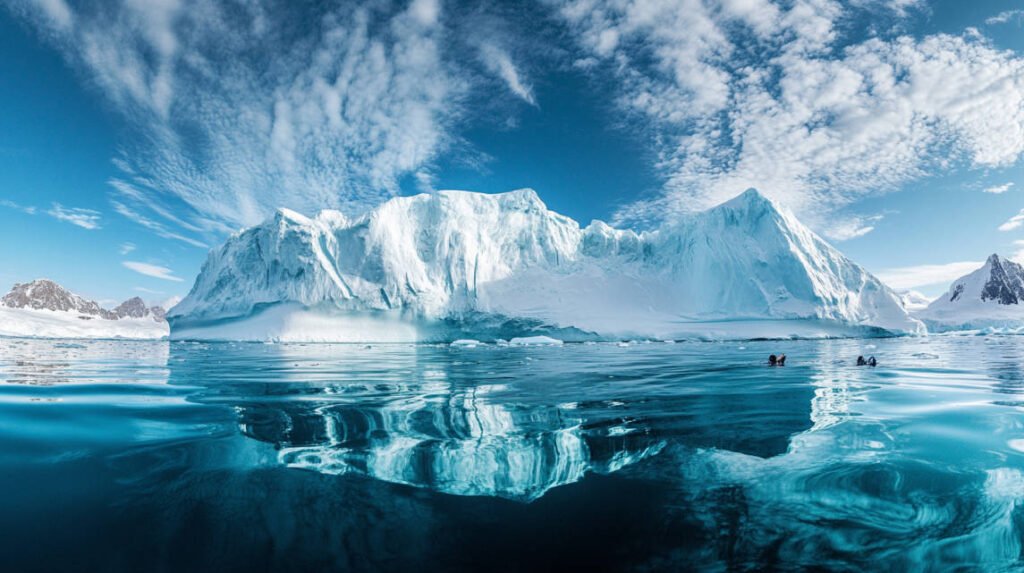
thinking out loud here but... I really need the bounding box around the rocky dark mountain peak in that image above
[2,280,168,322]
[980,254,1024,306]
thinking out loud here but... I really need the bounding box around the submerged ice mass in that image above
[169,189,922,342]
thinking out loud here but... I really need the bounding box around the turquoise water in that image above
[1,336,1024,571]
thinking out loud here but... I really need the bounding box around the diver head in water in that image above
[867,356,877,367]
[768,354,778,366]
[857,356,867,366]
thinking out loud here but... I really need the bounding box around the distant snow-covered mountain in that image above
[0,279,168,339]
[916,254,1024,331]
[168,188,923,342]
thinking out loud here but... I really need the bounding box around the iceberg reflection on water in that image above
[4,337,1024,570]
[231,365,665,500]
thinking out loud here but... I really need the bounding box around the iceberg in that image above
[509,336,564,346]
[169,188,922,342]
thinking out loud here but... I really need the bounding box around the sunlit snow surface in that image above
[3,336,1024,570]
[169,189,922,341]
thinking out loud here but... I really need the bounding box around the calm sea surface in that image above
[2,336,1024,571]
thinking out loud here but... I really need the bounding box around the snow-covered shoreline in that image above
[0,306,168,340]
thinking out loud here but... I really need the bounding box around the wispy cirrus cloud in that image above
[875,261,984,290]
[0,199,37,215]
[122,261,183,282]
[47,203,101,230]
[825,214,884,241]
[552,0,1024,228]
[478,42,536,106]
[986,10,1024,26]
[999,209,1024,232]
[5,0,476,241]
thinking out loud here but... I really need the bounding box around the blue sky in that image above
[1,0,1023,306]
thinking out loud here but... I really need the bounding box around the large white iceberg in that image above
[168,188,922,342]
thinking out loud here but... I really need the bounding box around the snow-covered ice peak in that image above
[916,254,1024,331]
[170,188,923,342]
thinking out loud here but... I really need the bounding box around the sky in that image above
[0,0,1023,307]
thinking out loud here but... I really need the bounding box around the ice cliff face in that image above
[0,280,169,339]
[917,254,1024,331]
[169,188,922,341]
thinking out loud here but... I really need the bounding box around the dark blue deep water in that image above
[2,336,1024,571]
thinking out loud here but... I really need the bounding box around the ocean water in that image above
[2,336,1024,572]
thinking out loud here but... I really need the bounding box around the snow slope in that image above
[916,254,1024,331]
[169,188,922,342]
[0,280,168,340]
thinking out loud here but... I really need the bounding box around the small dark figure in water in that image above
[778,354,786,366]
[856,356,867,366]
[768,354,778,366]
[867,356,877,367]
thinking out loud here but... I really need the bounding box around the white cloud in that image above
[47,203,101,230]
[986,10,1024,26]
[159,294,183,311]
[478,42,536,106]
[28,0,72,30]
[134,286,164,295]
[999,209,1024,232]
[11,0,467,241]
[824,214,883,241]
[1012,240,1024,263]
[0,199,37,215]
[984,182,1014,194]
[552,0,1024,226]
[122,261,183,282]
[111,201,207,248]
[875,261,984,290]
[119,242,137,255]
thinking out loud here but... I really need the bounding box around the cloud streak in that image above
[984,182,1014,194]
[47,203,101,229]
[999,210,1024,232]
[122,261,184,282]
[10,0,469,240]
[0,199,37,215]
[875,261,984,290]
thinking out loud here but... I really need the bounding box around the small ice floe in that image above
[663,339,676,344]
[509,336,563,346]
[450,339,482,348]
[617,341,632,347]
